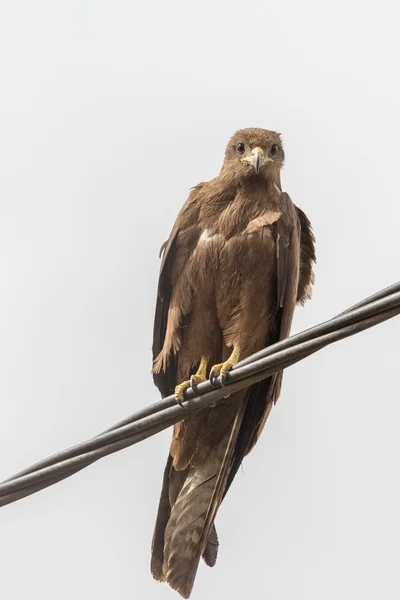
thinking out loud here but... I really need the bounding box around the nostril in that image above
[251,147,264,157]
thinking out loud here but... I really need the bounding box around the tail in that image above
[150,399,246,598]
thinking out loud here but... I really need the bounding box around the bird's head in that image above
[222,128,284,180]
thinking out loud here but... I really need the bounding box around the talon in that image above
[175,381,191,408]
[209,361,233,386]
[175,357,208,405]
[190,373,203,394]
[220,361,234,385]
[209,364,220,387]
[209,363,223,386]
[209,345,240,388]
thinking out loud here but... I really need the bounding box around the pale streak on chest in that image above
[191,228,224,258]
[199,210,281,242]
[198,229,223,243]
[194,210,281,258]
[244,210,281,234]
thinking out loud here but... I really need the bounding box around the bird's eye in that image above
[270,144,279,156]
[236,143,245,154]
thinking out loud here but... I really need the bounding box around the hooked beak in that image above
[252,147,264,174]
[241,146,274,174]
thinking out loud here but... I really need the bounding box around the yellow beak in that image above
[241,146,274,174]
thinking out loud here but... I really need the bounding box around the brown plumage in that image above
[150,128,316,597]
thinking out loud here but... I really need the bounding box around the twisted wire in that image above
[1,282,399,508]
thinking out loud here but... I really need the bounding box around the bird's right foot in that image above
[174,357,208,407]
[175,380,192,408]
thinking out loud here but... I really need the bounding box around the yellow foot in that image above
[175,380,192,407]
[174,357,208,407]
[209,346,240,386]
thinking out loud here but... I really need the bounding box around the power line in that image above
[1,282,399,508]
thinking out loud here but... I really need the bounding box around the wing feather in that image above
[152,227,180,398]
[225,195,315,493]
[295,205,316,304]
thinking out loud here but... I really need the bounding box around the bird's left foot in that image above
[209,346,240,387]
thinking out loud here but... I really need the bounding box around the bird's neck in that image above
[200,173,281,237]
[239,173,281,204]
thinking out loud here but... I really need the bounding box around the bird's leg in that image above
[189,356,208,393]
[209,345,240,386]
[175,357,208,407]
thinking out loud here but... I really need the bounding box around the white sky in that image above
[1,2,400,599]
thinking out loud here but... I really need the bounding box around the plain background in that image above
[1,2,400,599]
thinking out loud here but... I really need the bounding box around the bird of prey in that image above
[150,128,315,597]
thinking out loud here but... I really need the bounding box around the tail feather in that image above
[151,395,247,598]
[151,456,188,582]
[202,524,218,567]
[163,432,229,597]
[151,459,219,585]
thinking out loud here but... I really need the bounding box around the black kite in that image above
[150,128,316,597]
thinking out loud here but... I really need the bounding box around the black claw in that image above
[209,372,217,387]
[175,389,187,409]
[190,376,198,394]
[210,371,224,388]
[176,397,187,409]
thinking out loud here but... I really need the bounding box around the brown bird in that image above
[151,128,316,597]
